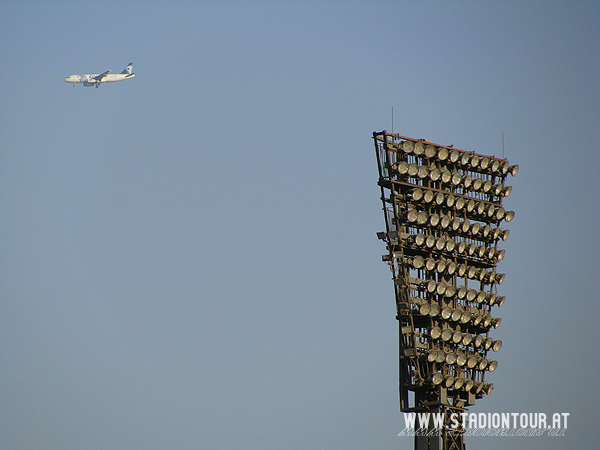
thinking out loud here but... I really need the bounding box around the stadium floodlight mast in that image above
[373,131,517,450]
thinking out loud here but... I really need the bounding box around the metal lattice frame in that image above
[374,131,517,450]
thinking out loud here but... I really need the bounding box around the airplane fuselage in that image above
[65,73,135,84]
[65,63,135,87]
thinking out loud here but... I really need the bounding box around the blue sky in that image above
[1,1,599,449]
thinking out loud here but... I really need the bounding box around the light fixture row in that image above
[427,348,500,367]
[407,259,506,285]
[414,303,500,330]
[429,373,495,397]
[407,188,514,221]
[402,201,515,229]
[391,139,518,178]
[403,236,506,263]
[425,325,502,352]
[410,290,505,309]
[393,162,514,197]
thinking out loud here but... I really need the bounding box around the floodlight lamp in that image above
[474,381,485,394]
[502,185,513,197]
[441,169,452,184]
[499,229,509,241]
[402,140,414,154]
[414,233,427,246]
[414,142,425,156]
[445,193,456,208]
[464,379,475,392]
[441,306,452,320]
[483,383,494,395]
[434,191,445,205]
[410,255,425,269]
[448,172,461,188]
[451,309,463,322]
[476,290,487,304]
[460,310,471,324]
[445,352,457,365]
[457,286,467,299]
[440,215,451,229]
[495,296,506,307]
[449,150,461,163]
[492,183,504,196]
[508,164,519,176]
[436,282,447,296]
[432,373,444,385]
[438,147,449,161]
[453,377,466,390]
[412,187,424,201]
[471,222,481,236]
[425,145,437,159]
[396,161,409,175]
[454,197,465,211]
[457,263,467,277]
[452,330,463,344]
[426,280,437,293]
[452,218,462,232]
[441,328,453,342]
[446,260,457,275]
[427,349,438,363]
[429,327,442,339]
[462,333,474,345]
[490,160,500,174]
[420,304,431,316]
[504,210,515,222]
[467,264,477,278]
[479,157,491,170]
[484,337,493,350]
[482,179,493,193]
[462,219,471,234]
[470,155,480,169]
[491,317,501,329]
[423,189,435,203]
[456,353,467,366]
[460,153,471,166]
[429,213,441,227]
[472,177,483,191]
[457,241,467,255]
[467,356,479,369]
[478,358,489,370]
[430,167,441,182]
[425,235,436,249]
[494,272,506,284]
[463,175,473,189]
[487,361,498,372]
[417,165,429,179]
[494,207,505,221]
[482,315,493,328]
[435,237,446,251]
[492,340,502,352]
[445,285,457,298]
[444,375,456,389]
[466,288,477,302]
[425,257,436,271]
[474,335,484,348]
[472,315,483,327]
[466,199,476,213]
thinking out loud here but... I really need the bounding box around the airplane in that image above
[65,63,135,87]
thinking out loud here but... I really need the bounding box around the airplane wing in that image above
[92,70,111,82]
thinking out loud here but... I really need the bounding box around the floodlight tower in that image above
[373,131,517,450]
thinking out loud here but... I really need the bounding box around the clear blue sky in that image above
[1,1,598,449]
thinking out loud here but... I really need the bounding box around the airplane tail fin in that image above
[121,63,133,75]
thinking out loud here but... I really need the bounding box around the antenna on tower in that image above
[392,107,394,135]
[502,133,505,158]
